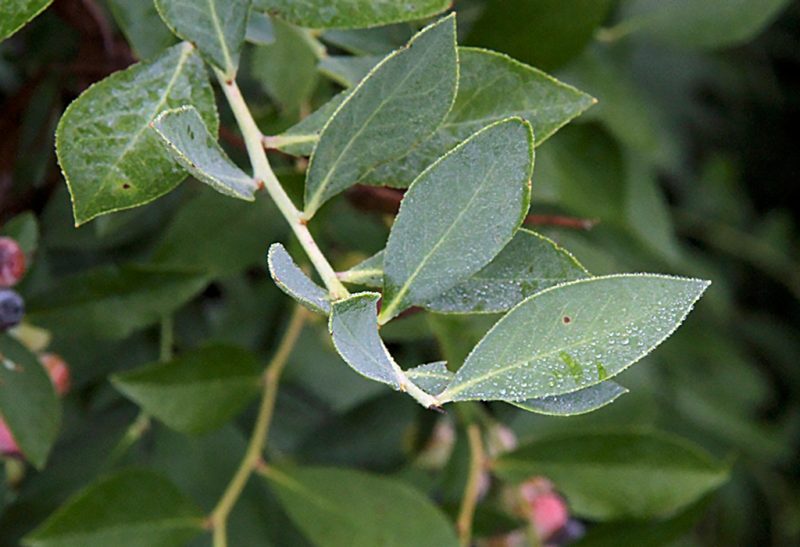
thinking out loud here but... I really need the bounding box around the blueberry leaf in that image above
[268,243,331,314]
[379,118,534,323]
[112,345,261,434]
[0,0,53,42]
[303,15,458,216]
[24,469,205,547]
[152,106,258,201]
[57,42,217,225]
[439,274,710,403]
[0,334,60,469]
[253,0,451,29]
[494,430,729,519]
[511,381,628,416]
[342,229,590,314]
[263,465,459,547]
[155,0,250,77]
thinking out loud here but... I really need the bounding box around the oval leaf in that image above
[367,47,595,188]
[303,15,458,216]
[439,274,710,403]
[254,0,451,29]
[155,0,250,76]
[0,0,53,42]
[112,345,261,434]
[379,118,534,323]
[263,465,459,547]
[24,469,205,547]
[0,335,60,469]
[511,381,628,416]
[328,293,401,388]
[152,106,257,201]
[494,430,729,519]
[268,243,331,314]
[25,265,208,339]
[57,42,217,226]
[344,229,589,314]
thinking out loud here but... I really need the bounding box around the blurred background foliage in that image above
[1,0,799,545]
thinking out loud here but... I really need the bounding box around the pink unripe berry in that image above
[40,353,71,396]
[0,237,26,287]
[529,492,569,542]
[0,417,21,457]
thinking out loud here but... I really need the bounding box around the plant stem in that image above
[457,424,485,547]
[215,71,348,300]
[209,306,307,547]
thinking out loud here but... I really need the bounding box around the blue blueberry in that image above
[0,289,25,331]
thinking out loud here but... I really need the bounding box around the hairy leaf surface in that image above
[303,15,457,216]
[440,275,709,402]
[379,118,534,323]
[57,43,217,225]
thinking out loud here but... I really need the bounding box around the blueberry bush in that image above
[1,1,799,545]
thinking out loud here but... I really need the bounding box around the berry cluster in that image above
[0,237,26,332]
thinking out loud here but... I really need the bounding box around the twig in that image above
[525,214,599,231]
[208,306,308,547]
[457,424,485,547]
[216,71,349,300]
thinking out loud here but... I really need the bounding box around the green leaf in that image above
[57,42,217,225]
[318,54,383,87]
[328,292,401,389]
[494,430,729,519]
[24,469,205,547]
[271,91,348,156]
[344,229,589,314]
[25,265,208,339]
[0,0,53,42]
[107,0,177,59]
[152,106,258,201]
[511,381,628,416]
[0,335,60,469]
[152,190,283,278]
[466,0,614,71]
[246,10,274,45]
[614,0,792,50]
[367,48,595,188]
[253,0,451,29]
[278,47,595,180]
[268,243,331,314]
[112,345,261,434]
[155,0,250,76]
[303,15,458,216]
[263,465,459,547]
[439,274,710,403]
[405,362,451,395]
[251,18,321,111]
[379,118,534,323]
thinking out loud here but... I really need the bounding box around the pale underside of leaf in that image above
[152,106,257,201]
[328,292,401,388]
[268,243,331,314]
[511,380,628,416]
